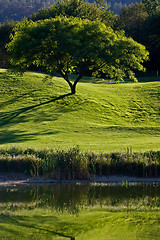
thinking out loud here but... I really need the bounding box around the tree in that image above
[119,2,149,37]
[136,12,160,70]
[0,21,16,67]
[30,0,117,28]
[142,0,160,15]
[119,0,160,71]
[7,16,149,94]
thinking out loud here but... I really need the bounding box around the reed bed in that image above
[0,146,159,179]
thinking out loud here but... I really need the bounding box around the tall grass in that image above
[0,146,160,179]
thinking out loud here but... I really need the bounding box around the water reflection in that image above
[0,183,160,213]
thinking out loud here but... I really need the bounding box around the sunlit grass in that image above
[0,69,159,151]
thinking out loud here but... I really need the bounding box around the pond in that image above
[0,183,160,239]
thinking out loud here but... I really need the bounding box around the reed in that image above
[0,146,159,179]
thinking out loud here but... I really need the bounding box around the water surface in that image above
[0,183,160,239]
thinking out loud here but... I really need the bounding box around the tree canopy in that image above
[30,0,117,28]
[0,0,117,70]
[7,16,149,94]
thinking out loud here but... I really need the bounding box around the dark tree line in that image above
[119,0,160,71]
[0,21,16,68]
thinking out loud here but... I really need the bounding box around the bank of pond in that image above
[0,183,160,239]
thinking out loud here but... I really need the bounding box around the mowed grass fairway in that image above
[0,69,159,151]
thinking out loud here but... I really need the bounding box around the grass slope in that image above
[0,69,159,151]
[0,209,160,239]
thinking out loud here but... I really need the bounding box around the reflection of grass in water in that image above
[0,195,160,214]
[0,208,160,240]
[1,183,160,239]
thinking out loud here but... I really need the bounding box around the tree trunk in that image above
[70,75,83,94]
[70,84,76,94]
[60,72,83,94]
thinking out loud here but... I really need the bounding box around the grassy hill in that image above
[0,69,159,152]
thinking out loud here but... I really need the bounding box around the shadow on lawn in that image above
[0,129,59,144]
[0,90,40,109]
[0,93,70,144]
[1,214,76,240]
[0,93,71,127]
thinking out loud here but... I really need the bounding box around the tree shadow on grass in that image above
[1,214,76,240]
[0,93,71,127]
[0,129,59,145]
[0,90,39,109]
